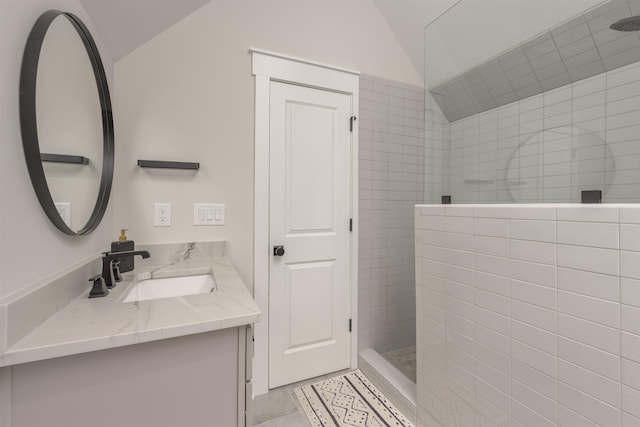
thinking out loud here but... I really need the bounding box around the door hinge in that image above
[350,116,357,132]
[349,318,352,332]
[349,218,353,232]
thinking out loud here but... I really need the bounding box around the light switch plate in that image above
[193,203,224,225]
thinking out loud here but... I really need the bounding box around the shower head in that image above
[610,16,640,31]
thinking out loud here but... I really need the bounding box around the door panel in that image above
[269,81,352,388]
[288,102,335,232]
[287,261,334,348]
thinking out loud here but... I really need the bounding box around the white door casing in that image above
[251,49,359,395]
[269,82,352,388]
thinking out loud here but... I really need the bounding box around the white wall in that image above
[0,0,114,300]
[114,0,423,289]
[371,0,460,79]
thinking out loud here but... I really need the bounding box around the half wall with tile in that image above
[415,204,640,426]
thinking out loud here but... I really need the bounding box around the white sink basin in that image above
[123,274,216,303]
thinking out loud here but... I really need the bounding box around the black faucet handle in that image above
[89,274,109,298]
[101,250,150,290]
[112,259,122,282]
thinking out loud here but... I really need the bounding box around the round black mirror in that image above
[20,10,113,235]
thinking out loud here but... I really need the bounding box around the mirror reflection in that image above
[424,0,640,204]
[36,15,103,230]
[506,126,616,202]
[21,9,113,236]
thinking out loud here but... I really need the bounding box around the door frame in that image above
[251,48,359,396]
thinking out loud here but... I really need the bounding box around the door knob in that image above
[273,245,285,256]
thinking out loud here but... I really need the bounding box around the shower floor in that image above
[382,346,416,383]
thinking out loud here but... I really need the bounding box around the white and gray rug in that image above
[294,370,414,427]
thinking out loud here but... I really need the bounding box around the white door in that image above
[269,81,353,388]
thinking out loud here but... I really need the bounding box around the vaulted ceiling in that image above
[80,0,211,60]
[80,0,618,91]
[370,0,460,80]
[80,0,459,80]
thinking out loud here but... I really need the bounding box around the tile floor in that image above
[252,369,352,426]
[253,347,417,427]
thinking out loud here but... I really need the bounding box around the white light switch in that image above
[193,203,224,225]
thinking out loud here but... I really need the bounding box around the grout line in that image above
[619,206,623,413]
[554,208,556,424]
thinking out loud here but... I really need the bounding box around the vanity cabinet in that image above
[8,325,253,427]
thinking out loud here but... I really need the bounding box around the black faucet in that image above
[101,250,150,289]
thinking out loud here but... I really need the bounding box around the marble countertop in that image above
[0,243,260,367]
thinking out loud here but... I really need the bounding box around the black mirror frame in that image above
[19,10,114,236]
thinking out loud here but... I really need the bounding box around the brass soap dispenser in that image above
[111,229,135,272]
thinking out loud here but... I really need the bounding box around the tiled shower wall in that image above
[424,92,451,204]
[446,60,640,204]
[415,204,640,427]
[357,75,425,353]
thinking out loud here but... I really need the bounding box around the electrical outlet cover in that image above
[55,202,72,227]
[154,203,171,226]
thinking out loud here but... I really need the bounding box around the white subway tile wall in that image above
[425,89,450,204]
[358,75,430,353]
[416,204,640,427]
[444,61,640,203]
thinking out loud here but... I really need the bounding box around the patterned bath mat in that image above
[294,369,414,427]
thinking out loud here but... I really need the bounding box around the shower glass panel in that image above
[424,0,640,204]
